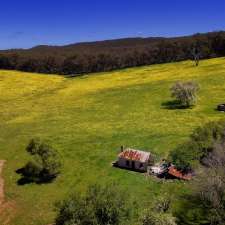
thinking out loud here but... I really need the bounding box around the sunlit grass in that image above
[1,57,225,224]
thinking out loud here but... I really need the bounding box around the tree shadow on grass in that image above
[161,100,190,110]
[16,167,56,186]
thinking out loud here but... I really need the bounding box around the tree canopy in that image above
[22,138,62,183]
[55,183,131,225]
[1,31,225,75]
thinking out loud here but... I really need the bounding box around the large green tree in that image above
[55,183,131,225]
[169,120,225,172]
[23,138,62,182]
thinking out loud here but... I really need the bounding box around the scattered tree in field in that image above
[22,138,62,183]
[55,183,131,225]
[192,47,201,66]
[170,81,199,108]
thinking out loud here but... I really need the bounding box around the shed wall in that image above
[117,158,148,172]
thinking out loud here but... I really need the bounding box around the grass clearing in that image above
[1,58,225,224]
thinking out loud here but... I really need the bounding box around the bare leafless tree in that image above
[192,138,225,224]
[192,47,201,66]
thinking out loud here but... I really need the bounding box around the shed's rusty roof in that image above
[168,166,192,180]
[118,148,150,162]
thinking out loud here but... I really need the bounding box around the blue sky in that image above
[1,0,225,49]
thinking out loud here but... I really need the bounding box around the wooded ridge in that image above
[0,31,225,75]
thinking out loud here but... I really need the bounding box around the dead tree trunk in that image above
[192,47,200,66]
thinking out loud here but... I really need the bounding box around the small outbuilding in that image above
[149,162,192,180]
[116,147,153,172]
[167,166,192,181]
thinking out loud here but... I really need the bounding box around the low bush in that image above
[140,196,176,225]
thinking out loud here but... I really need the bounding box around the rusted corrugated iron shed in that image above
[118,148,150,163]
[168,166,192,180]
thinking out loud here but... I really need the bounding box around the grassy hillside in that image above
[1,57,225,225]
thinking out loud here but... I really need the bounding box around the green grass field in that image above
[1,57,225,225]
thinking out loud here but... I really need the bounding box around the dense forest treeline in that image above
[0,31,225,75]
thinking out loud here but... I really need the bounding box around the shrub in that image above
[170,81,199,108]
[140,196,176,225]
[55,183,131,225]
[23,138,62,182]
[141,212,177,225]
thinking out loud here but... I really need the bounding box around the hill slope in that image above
[0,58,225,224]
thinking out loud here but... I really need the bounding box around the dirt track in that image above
[0,160,51,224]
[0,160,6,205]
[0,160,16,225]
